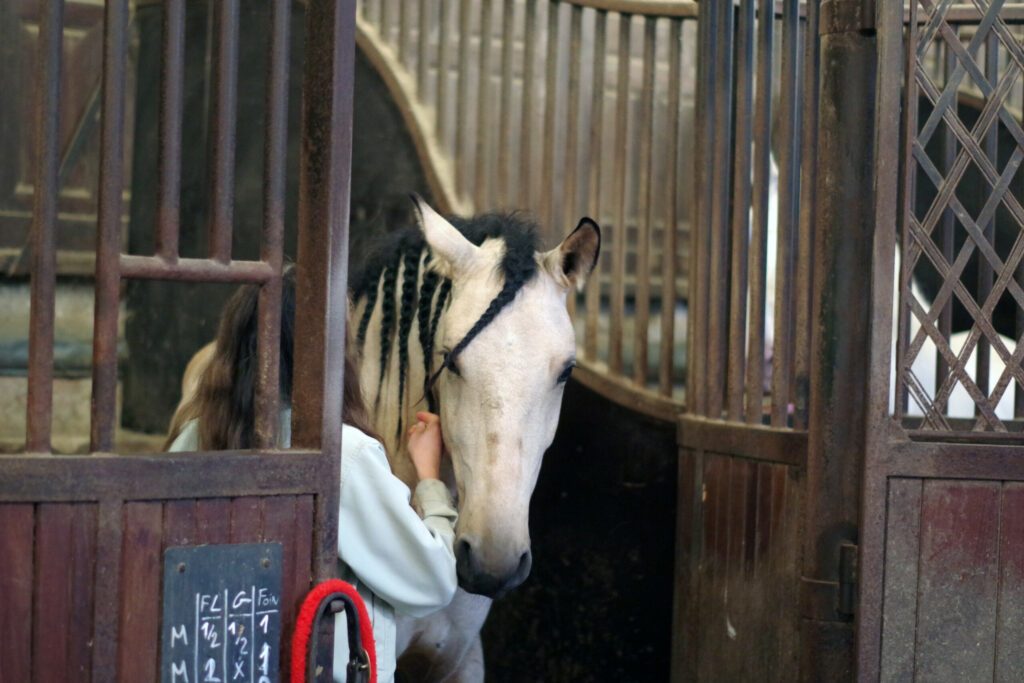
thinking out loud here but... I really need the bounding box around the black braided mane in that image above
[352,212,541,417]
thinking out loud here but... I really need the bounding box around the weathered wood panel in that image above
[118,502,162,683]
[0,504,35,683]
[996,484,1024,681]
[879,479,922,682]
[674,447,803,681]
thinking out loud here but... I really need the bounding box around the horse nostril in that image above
[455,536,477,576]
[513,550,533,586]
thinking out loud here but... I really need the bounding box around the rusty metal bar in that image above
[937,41,956,414]
[706,0,735,419]
[745,0,773,424]
[474,0,495,209]
[541,1,562,238]
[584,10,608,362]
[770,0,800,427]
[727,0,756,421]
[254,0,292,450]
[689,0,716,416]
[207,0,240,263]
[520,0,539,208]
[894,1,919,419]
[659,17,682,396]
[633,16,656,387]
[976,30,998,406]
[156,0,185,260]
[497,0,516,203]
[436,0,451,151]
[295,0,356,579]
[417,0,431,97]
[609,13,632,375]
[565,5,583,319]
[456,0,472,197]
[90,0,130,454]
[119,255,274,283]
[792,0,819,430]
[25,0,65,453]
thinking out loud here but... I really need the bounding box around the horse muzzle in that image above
[454,535,533,598]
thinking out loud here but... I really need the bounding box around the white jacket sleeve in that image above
[338,433,459,618]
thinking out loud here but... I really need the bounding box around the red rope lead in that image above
[291,580,377,683]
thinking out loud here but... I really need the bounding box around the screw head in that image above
[177,562,186,573]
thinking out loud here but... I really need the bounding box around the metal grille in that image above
[896,2,1024,433]
[687,0,820,429]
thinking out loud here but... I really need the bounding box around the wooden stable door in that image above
[859,2,1024,680]
[0,0,357,680]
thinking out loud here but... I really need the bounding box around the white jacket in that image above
[167,417,459,683]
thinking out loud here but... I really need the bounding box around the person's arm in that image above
[338,430,458,618]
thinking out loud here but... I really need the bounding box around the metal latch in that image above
[837,542,858,617]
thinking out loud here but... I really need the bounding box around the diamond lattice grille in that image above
[897,1,1024,432]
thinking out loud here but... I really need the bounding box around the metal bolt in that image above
[177,563,186,573]
[261,558,270,568]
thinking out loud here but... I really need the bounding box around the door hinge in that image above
[837,542,858,617]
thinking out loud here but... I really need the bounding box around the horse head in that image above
[414,198,600,598]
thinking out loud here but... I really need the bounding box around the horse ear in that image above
[410,194,479,278]
[543,217,601,292]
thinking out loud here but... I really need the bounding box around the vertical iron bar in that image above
[519,0,539,208]
[937,39,956,415]
[633,17,656,387]
[793,0,820,430]
[156,0,185,259]
[660,18,683,396]
[689,1,717,417]
[254,0,292,449]
[456,0,472,199]
[894,2,919,419]
[436,0,452,153]
[977,29,998,407]
[417,0,431,98]
[90,0,129,453]
[26,0,65,453]
[498,0,516,204]
[727,0,756,420]
[770,0,800,427]
[474,0,495,209]
[207,0,240,263]
[706,0,735,419]
[564,6,583,319]
[609,13,632,375]
[399,0,411,66]
[584,10,608,362]
[745,0,772,424]
[541,1,562,239]
[295,0,356,579]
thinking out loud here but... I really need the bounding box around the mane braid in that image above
[376,255,400,403]
[355,275,379,351]
[425,278,452,412]
[395,245,420,436]
[416,264,440,399]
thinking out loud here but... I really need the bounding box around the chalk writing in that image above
[161,544,282,683]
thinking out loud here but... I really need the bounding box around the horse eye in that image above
[557,363,575,384]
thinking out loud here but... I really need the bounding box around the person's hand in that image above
[407,411,442,481]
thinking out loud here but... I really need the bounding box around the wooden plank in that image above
[118,502,163,683]
[231,496,264,543]
[879,478,922,682]
[753,462,773,570]
[195,498,231,544]
[67,504,98,681]
[163,500,196,547]
[915,481,1000,681]
[262,496,297,673]
[33,504,74,683]
[0,504,34,683]
[91,501,123,683]
[996,483,1024,680]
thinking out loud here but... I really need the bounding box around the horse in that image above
[167,197,601,680]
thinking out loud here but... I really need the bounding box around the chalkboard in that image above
[161,543,283,683]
